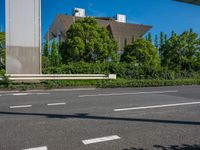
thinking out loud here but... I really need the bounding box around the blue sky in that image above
[1,0,200,41]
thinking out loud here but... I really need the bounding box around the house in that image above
[45,8,151,53]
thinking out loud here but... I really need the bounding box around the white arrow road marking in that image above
[22,146,47,150]
[82,135,121,145]
[9,105,32,109]
[47,103,66,106]
[114,101,200,112]
[79,90,178,98]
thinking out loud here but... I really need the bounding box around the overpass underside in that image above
[176,0,200,6]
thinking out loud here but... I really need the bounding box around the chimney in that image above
[72,8,85,17]
[115,14,126,23]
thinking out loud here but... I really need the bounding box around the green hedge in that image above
[43,62,200,80]
[2,79,200,91]
[97,79,200,88]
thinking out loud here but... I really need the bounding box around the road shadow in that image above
[0,111,200,126]
[124,144,200,150]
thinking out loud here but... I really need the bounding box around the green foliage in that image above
[160,29,200,71]
[2,78,200,90]
[154,34,158,49]
[51,40,60,67]
[0,32,5,43]
[42,41,51,68]
[61,17,117,63]
[42,56,50,68]
[43,41,49,57]
[97,78,200,88]
[121,39,160,67]
[160,32,164,47]
[0,69,11,87]
[146,33,152,43]
[0,32,5,68]
[124,38,128,49]
[43,62,200,80]
[132,35,135,43]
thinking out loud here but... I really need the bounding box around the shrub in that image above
[43,62,200,80]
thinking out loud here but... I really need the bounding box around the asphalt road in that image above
[0,86,200,150]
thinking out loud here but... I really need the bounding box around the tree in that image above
[0,32,5,68]
[160,32,164,47]
[51,40,59,66]
[121,39,160,67]
[42,40,50,68]
[132,35,135,43]
[0,32,5,43]
[43,41,49,57]
[160,29,200,71]
[171,30,176,37]
[154,34,158,50]
[146,33,152,43]
[61,17,117,63]
[164,34,168,44]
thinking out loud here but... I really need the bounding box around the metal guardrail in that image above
[4,74,116,81]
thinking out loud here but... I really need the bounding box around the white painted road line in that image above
[36,93,50,95]
[12,93,31,96]
[51,88,96,92]
[114,101,200,112]
[47,103,66,106]
[79,90,178,98]
[23,146,47,150]
[82,135,121,145]
[2,93,50,96]
[9,105,32,109]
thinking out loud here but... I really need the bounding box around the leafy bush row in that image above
[2,79,200,91]
[97,79,200,88]
[43,62,200,80]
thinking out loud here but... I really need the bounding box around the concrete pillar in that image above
[6,0,41,74]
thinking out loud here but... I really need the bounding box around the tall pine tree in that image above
[160,32,164,47]
[154,34,158,49]
[146,33,152,43]
[51,40,58,66]
[43,41,49,57]
[164,34,167,44]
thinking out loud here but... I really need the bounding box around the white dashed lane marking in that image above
[82,135,121,145]
[114,101,200,112]
[22,146,47,150]
[79,90,178,98]
[47,103,66,106]
[9,105,32,109]
[0,93,50,97]
[12,93,30,96]
[36,93,50,95]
